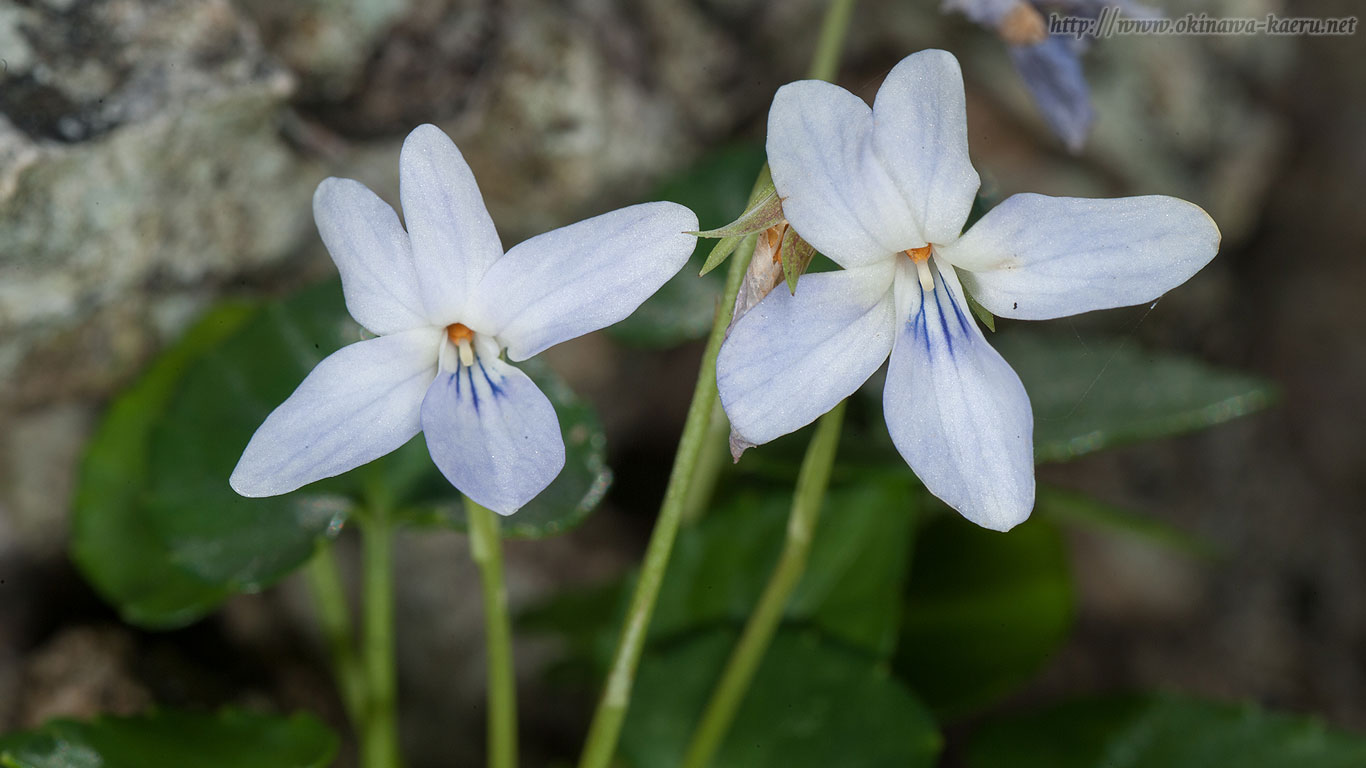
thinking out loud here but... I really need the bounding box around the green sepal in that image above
[780,227,817,294]
[690,183,780,239]
[699,235,744,276]
[964,289,996,332]
[696,184,782,276]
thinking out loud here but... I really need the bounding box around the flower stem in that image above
[303,542,366,729]
[807,0,858,82]
[576,208,766,768]
[678,399,846,768]
[575,3,858,761]
[680,398,730,526]
[360,509,400,768]
[465,497,519,768]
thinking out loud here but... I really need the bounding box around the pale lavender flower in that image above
[947,0,1158,152]
[716,50,1219,530]
[231,124,697,514]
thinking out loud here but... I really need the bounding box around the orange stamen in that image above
[446,322,474,344]
[905,245,932,263]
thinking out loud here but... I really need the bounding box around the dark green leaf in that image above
[894,515,1072,720]
[994,332,1277,462]
[966,694,1366,768]
[612,144,767,346]
[109,283,359,603]
[71,303,256,629]
[521,479,916,680]
[1036,485,1217,558]
[0,709,337,768]
[621,629,940,768]
[652,480,915,655]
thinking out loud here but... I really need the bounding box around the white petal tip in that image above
[228,468,273,499]
[967,506,1033,533]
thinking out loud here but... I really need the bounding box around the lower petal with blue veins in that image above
[884,259,1035,531]
[420,355,565,515]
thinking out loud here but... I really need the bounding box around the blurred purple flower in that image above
[946,0,1158,152]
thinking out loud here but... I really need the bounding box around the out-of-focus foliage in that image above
[73,281,609,628]
[523,479,918,665]
[894,515,1072,720]
[0,710,337,768]
[621,628,940,768]
[995,332,1276,462]
[967,694,1366,768]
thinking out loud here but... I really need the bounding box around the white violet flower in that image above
[716,50,1219,531]
[231,124,698,514]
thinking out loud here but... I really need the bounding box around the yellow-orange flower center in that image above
[446,322,474,345]
[905,246,932,263]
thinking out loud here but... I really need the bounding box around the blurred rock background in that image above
[0,0,1362,765]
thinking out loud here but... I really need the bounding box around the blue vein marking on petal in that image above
[477,360,504,399]
[941,274,973,336]
[453,368,462,399]
[911,299,931,355]
[466,365,480,413]
[932,282,956,358]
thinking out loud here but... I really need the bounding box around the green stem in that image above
[807,0,858,81]
[576,206,766,768]
[303,543,367,729]
[575,3,857,762]
[681,398,730,526]
[360,511,400,768]
[678,400,847,768]
[466,497,519,768]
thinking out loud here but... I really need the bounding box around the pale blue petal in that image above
[420,356,565,515]
[231,327,442,497]
[871,49,982,245]
[313,177,427,336]
[467,202,698,361]
[1008,37,1094,153]
[884,259,1034,531]
[766,80,919,267]
[399,124,504,325]
[938,193,1221,320]
[717,262,897,446]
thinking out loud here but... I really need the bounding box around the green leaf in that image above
[612,144,767,346]
[0,709,337,768]
[966,694,1366,768]
[894,515,1073,721]
[1036,484,1217,558]
[71,302,256,628]
[993,332,1277,462]
[621,628,940,768]
[649,480,915,656]
[521,479,917,671]
[74,280,610,628]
